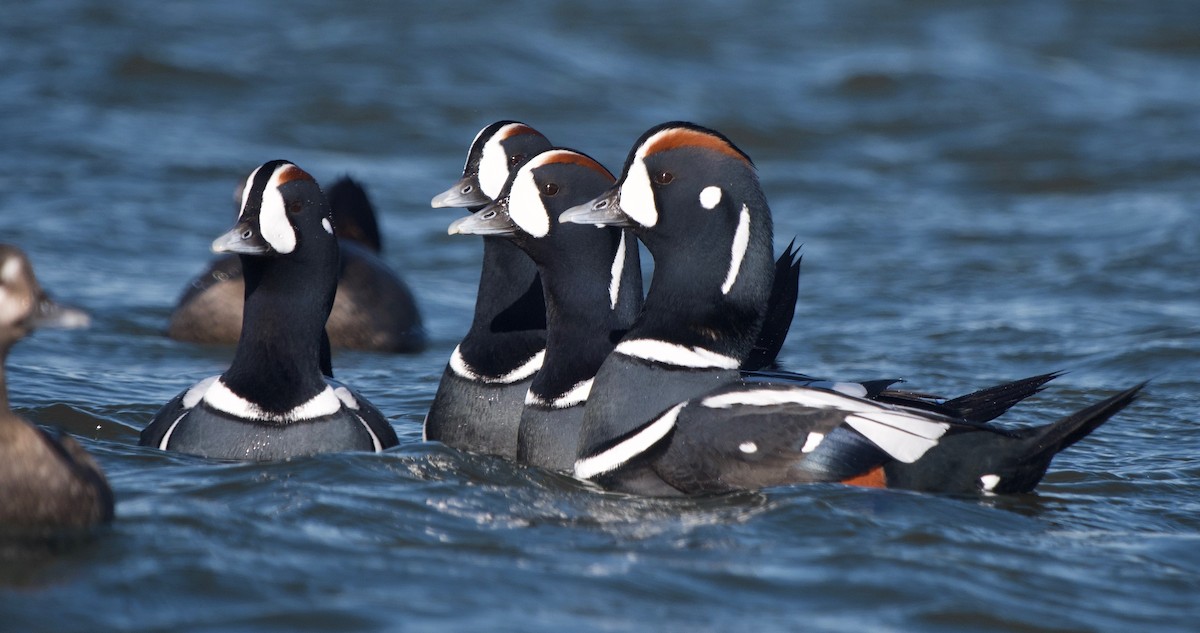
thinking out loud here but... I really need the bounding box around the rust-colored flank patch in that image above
[277,164,315,185]
[643,128,750,165]
[842,466,888,489]
[542,151,615,182]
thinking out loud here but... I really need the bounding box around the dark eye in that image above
[542,182,559,196]
[509,153,526,167]
[286,200,303,213]
[653,171,674,185]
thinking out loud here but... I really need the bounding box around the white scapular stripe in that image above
[526,378,594,409]
[700,387,948,463]
[804,381,869,398]
[202,379,342,422]
[801,432,825,453]
[721,205,751,295]
[609,230,626,309]
[614,339,740,369]
[258,165,298,254]
[449,345,545,384]
[574,403,685,479]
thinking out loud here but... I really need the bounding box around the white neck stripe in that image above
[721,205,751,295]
[574,402,684,479]
[609,231,626,310]
[450,345,545,384]
[615,339,740,369]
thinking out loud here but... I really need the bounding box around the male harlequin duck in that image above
[447,145,1053,473]
[0,245,113,535]
[167,175,425,353]
[140,161,399,460]
[424,121,557,459]
[559,122,1143,495]
[448,147,642,471]
[425,121,808,460]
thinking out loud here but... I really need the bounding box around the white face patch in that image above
[322,218,333,235]
[478,123,525,200]
[699,186,722,209]
[720,204,751,295]
[609,231,626,309]
[258,166,298,254]
[507,163,550,238]
[614,338,741,370]
[618,158,657,228]
[574,402,685,479]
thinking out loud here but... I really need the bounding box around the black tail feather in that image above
[741,239,801,371]
[1027,381,1146,455]
[872,371,1062,424]
[940,371,1063,423]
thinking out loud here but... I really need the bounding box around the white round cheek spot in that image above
[699,186,722,209]
[620,160,657,228]
[322,218,333,235]
[508,170,550,238]
[258,186,297,254]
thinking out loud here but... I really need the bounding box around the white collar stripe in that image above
[615,339,740,369]
[450,345,545,384]
[574,403,684,479]
[721,205,751,295]
[202,379,342,422]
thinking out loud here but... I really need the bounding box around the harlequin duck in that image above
[0,245,113,535]
[448,147,643,471]
[167,175,425,353]
[560,122,1142,495]
[141,161,399,460]
[425,121,806,459]
[424,121,557,458]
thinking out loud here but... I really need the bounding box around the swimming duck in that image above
[167,175,426,353]
[424,121,558,458]
[141,161,399,460]
[425,120,805,459]
[448,147,643,471]
[560,122,1142,495]
[0,245,113,535]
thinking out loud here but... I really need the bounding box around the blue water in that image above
[2,1,1199,631]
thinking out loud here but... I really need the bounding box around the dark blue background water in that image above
[2,1,1199,631]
